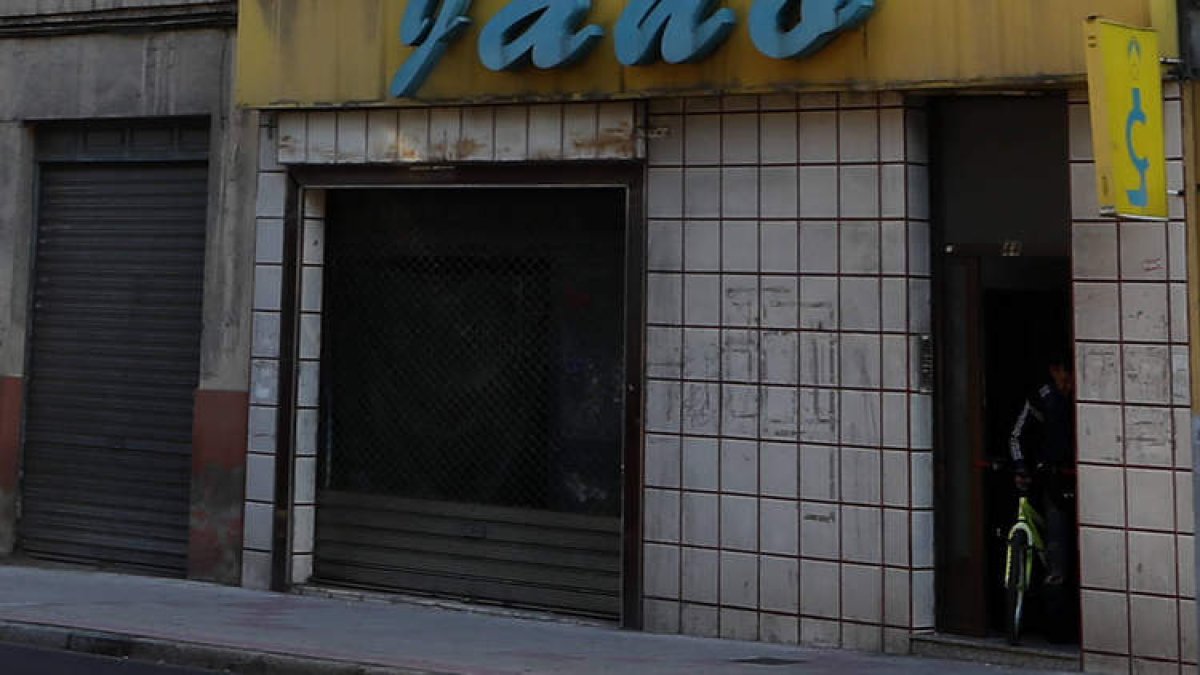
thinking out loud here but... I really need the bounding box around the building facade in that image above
[0,1,1196,674]
[232,1,1200,671]
[0,0,256,584]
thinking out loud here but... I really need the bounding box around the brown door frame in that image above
[275,163,646,627]
[932,251,989,635]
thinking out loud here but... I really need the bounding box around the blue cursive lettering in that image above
[391,0,473,97]
[1125,86,1150,207]
[478,0,604,71]
[749,0,873,60]
[390,0,878,97]
[614,0,736,65]
[1124,38,1151,208]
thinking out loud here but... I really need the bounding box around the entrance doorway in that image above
[311,185,632,621]
[931,96,1079,643]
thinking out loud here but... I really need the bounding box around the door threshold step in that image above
[910,633,1080,672]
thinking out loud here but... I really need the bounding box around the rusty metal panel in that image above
[275,103,642,164]
[238,0,1173,108]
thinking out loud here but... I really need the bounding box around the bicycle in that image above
[1003,478,1048,645]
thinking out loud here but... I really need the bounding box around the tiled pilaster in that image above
[291,190,325,584]
[243,114,287,590]
[1070,84,1197,674]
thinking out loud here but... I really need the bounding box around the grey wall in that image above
[0,28,254,392]
[0,123,34,379]
[0,30,229,122]
[200,38,258,392]
[0,1,230,18]
[0,19,256,571]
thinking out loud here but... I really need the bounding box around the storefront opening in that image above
[931,95,1079,647]
[312,186,630,620]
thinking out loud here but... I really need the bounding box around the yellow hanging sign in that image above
[1084,18,1168,220]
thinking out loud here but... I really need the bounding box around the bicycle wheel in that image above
[1006,530,1029,645]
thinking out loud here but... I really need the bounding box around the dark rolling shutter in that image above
[315,493,623,618]
[313,188,627,619]
[20,128,209,576]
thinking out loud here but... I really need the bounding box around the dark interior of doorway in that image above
[980,264,1074,638]
[932,95,1079,645]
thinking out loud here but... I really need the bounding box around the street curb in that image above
[0,620,447,674]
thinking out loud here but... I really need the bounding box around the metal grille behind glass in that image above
[321,188,626,517]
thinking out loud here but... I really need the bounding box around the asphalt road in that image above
[0,642,218,675]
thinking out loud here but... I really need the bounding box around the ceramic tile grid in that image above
[1070,84,1197,674]
[244,113,286,590]
[246,183,328,588]
[243,122,331,589]
[290,188,325,584]
[641,93,933,654]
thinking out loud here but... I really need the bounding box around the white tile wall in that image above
[243,501,273,552]
[1083,589,1131,654]
[242,115,289,589]
[1070,86,1195,670]
[247,406,276,453]
[682,546,719,603]
[1131,595,1179,660]
[244,454,275,503]
[801,559,841,618]
[681,603,719,637]
[241,550,272,591]
[245,113,334,588]
[646,435,681,488]
[1128,531,1176,595]
[645,544,680,598]
[642,93,932,650]
[1080,526,1127,591]
[646,489,682,542]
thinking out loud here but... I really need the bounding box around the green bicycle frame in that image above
[1004,496,1046,590]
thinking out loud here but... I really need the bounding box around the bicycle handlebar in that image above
[977,458,1077,476]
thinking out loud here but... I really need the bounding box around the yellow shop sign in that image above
[237,0,1172,107]
[1084,18,1168,220]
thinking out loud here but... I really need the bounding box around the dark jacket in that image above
[1009,382,1074,473]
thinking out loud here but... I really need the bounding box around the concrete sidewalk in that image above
[0,565,1066,674]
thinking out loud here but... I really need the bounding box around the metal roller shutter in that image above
[315,493,623,618]
[19,159,208,576]
[314,187,627,619]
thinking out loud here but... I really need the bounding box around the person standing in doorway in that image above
[1009,352,1077,642]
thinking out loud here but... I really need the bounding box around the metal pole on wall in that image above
[1182,78,1200,674]
[1165,1,1200,658]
